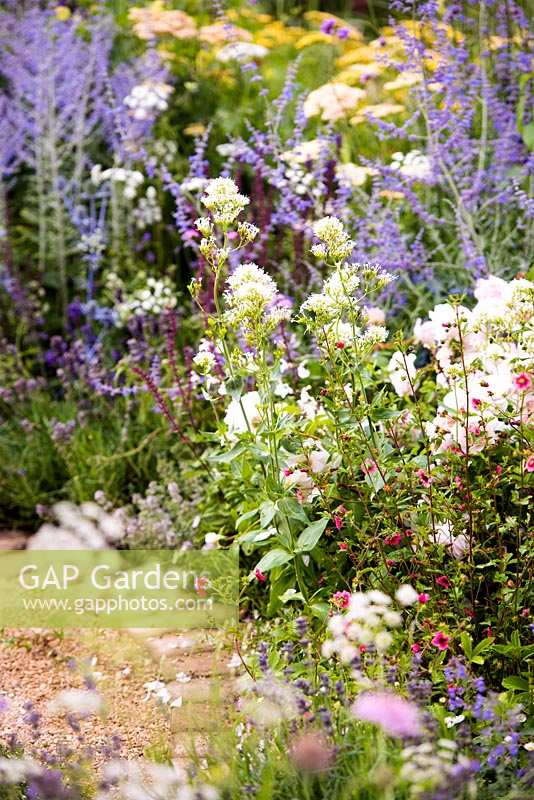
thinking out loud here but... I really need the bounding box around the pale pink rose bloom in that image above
[474,275,509,304]
[364,306,386,325]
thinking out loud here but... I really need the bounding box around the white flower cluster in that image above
[402,274,534,453]
[116,276,177,322]
[192,340,217,374]
[401,740,476,798]
[97,759,218,800]
[0,758,41,785]
[303,82,366,122]
[201,177,249,227]
[133,186,162,229]
[390,150,432,181]
[91,164,144,199]
[322,586,417,664]
[301,219,390,352]
[224,262,290,343]
[147,139,178,169]
[238,675,299,728]
[216,42,268,63]
[311,216,356,264]
[29,501,124,549]
[78,228,106,256]
[280,140,330,197]
[123,81,173,120]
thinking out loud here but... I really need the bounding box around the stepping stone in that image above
[167,677,235,704]
[161,651,241,679]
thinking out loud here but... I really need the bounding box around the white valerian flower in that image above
[388,351,417,397]
[224,262,288,342]
[123,81,173,120]
[48,689,103,716]
[312,216,355,263]
[195,217,213,237]
[201,177,249,226]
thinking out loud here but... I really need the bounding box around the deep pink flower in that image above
[525,455,534,473]
[436,575,450,589]
[334,515,343,531]
[332,591,351,609]
[361,458,378,475]
[255,568,266,582]
[431,631,450,650]
[352,692,422,738]
[418,592,430,604]
[411,643,421,653]
[513,372,532,392]
[416,469,432,487]
[385,532,402,546]
[338,541,348,551]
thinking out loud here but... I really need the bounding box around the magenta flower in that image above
[513,372,532,392]
[332,591,351,609]
[352,692,422,738]
[418,592,430,604]
[431,631,450,651]
[416,468,433,487]
[436,575,451,589]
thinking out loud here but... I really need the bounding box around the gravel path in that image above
[0,629,170,764]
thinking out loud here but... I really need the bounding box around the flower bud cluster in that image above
[201,177,250,227]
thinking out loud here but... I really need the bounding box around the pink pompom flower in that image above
[352,691,422,738]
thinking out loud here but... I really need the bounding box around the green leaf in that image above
[235,508,258,530]
[260,500,277,528]
[279,589,304,604]
[209,444,246,464]
[294,518,329,553]
[502,676,529,692]
[255,548,294,573]
[460,632,472,659]
[521,122,534,150]
[310,602,330,621]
